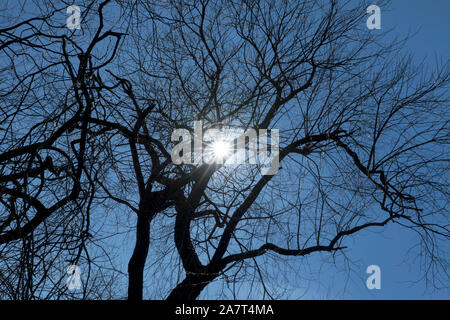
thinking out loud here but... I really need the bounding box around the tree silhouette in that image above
[0,0,448,300]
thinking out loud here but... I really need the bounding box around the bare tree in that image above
[0,0,448,300]
[0,0,125,299]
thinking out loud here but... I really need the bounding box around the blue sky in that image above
[81,0,450,300]
[199,1,449,300]
[131,1,449,300]
[386,0,450,61]
[3,0,446,300]
[297,0,450,299]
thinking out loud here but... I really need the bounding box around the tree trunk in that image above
[166,273,218,301]
[127,212,151,300]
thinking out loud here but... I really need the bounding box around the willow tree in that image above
[0,0,448,300]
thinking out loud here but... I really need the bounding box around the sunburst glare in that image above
[210,139,232,161]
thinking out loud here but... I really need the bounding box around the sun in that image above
[211,139,232,161]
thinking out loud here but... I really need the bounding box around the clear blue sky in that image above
[290,0,450,299]
[200,1,449,300]
[29,0,445,300]
[116,0,450,300]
